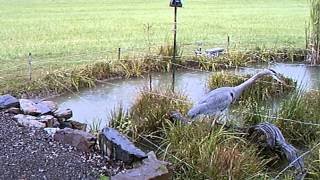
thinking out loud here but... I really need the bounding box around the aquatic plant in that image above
[304,140,320,178]
[130,89,190,139]
[109,89,191,141]
[160,121,268,179]
[276,91,320,147]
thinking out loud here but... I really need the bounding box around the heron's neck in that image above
[234,72,265,97]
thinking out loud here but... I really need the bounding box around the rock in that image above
[44,128,60,137]
[0,94,19,109]
[39,101,58,112]
[14,114,46,129]
[59,120,87,131]
[70,120,87,131]
[53,108,73,120]
[52,119,60,128]
[54,128,96,152]
[38,115,56,127]
[111,151,171,180]
[59,121,73,129]
[19,99,51,115]
[5,107,21,114]
[99,127,147,164]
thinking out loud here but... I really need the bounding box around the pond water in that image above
[53,63,320,127]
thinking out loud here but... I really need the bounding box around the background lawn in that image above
[0,0,309,85]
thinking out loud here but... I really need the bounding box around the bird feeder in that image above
[170,0,183,7]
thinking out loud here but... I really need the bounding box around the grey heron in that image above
[187,69,285,120]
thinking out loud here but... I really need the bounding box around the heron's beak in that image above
[272,74,287,86]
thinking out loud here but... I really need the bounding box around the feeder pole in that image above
[171,6,178,92]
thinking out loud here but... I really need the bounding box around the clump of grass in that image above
[4,60,114,97]
[276,91,320,147]
[241,99,274,126]
[116,56,147,78]
[110,88,191,140]
[207,71,296,103]
[89,118,102,136]
[304,140,320,178]
[160,121,268,179]
[190,48,306,71]
[130,89,190,139]
[109,105,134,136]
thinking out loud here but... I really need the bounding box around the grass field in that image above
[0,0,309,90]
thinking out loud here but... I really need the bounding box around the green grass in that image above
[0,0,309,94]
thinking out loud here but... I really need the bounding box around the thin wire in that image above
[274,142,320,179]
[234,110,320,126]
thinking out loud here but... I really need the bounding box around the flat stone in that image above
[39,101,58,112]
[19,99,51,115]
[0,94,19,110]
[111,151,171,180]
[53,108,73,120]
[99,127,147,164]
[69,120,87,131]
[14,114,46,129]
[54,128,96,152]
[38,115,56,127]
[44,128,60,137]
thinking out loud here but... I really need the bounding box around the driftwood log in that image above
[168,111,306,179]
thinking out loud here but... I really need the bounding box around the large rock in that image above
[38,101,58,112]
[0,94,19,109]
[53,108,73,120]
[99,127,147,164]
[111,151,171,180]
[13,114,46,129]
[54,128,96,152]
[19,99,51,115]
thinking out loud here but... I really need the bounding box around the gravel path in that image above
[0,111,121,180]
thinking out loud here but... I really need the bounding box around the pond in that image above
[53,63,320,127]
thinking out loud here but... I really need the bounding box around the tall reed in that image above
[307,0,320,64]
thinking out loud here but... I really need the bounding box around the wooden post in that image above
[171,6,178,93]
[118,48,121,61]
[28,52,32,81]
[227,35,230,53]
[149,73,152,91]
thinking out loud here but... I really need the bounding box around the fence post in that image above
[149,73,152,91]
[118,48,121,61]
[28,52,32,81]
[227,35,230,53]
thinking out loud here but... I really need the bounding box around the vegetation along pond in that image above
[53,63,320,127]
